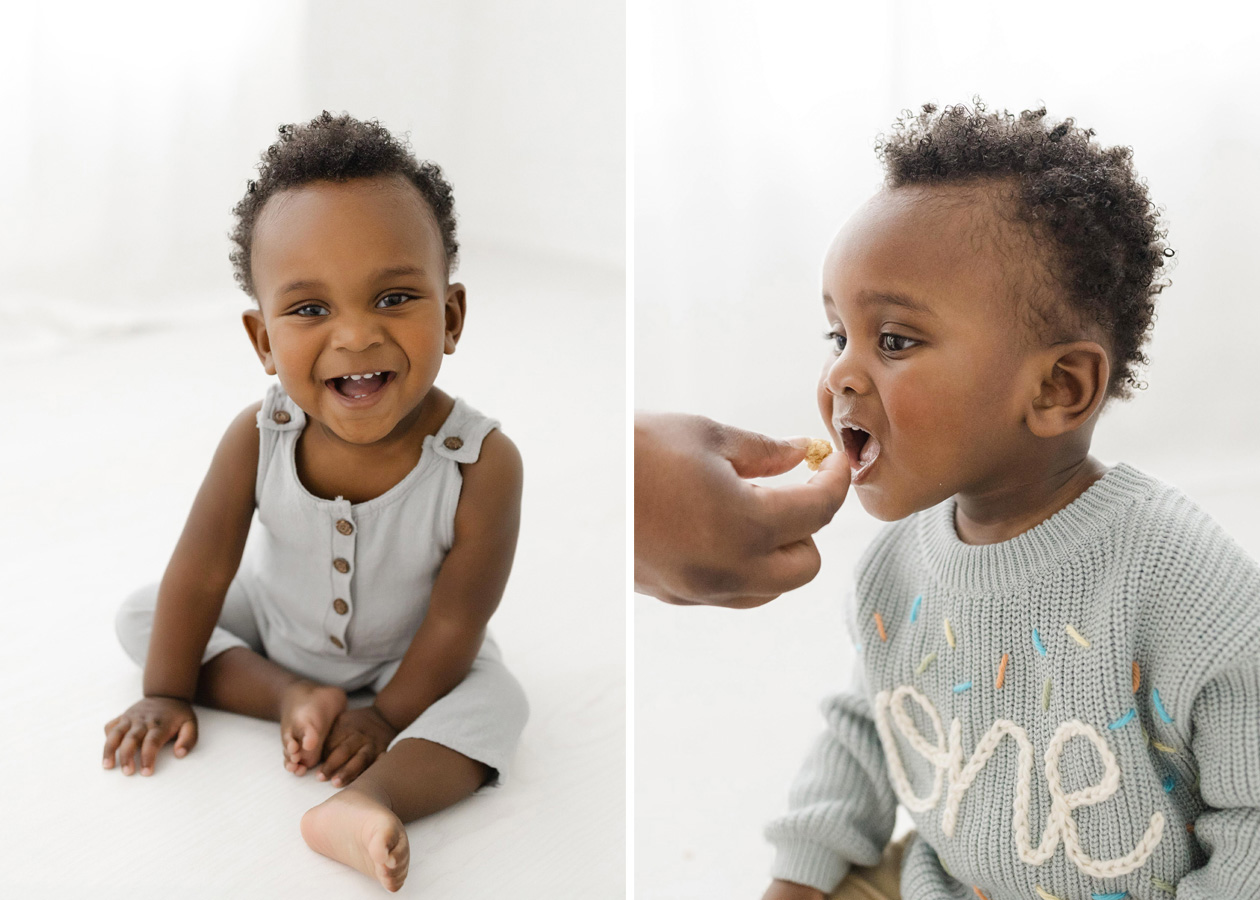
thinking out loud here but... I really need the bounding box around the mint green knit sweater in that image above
[766,464,1260,899]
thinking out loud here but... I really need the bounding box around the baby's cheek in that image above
[816,379,838,443]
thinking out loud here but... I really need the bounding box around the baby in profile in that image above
[103,112,528,892]
[762,101,1260,900]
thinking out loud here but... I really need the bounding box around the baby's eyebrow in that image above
[857,289,937,318]
[277,264,430,296]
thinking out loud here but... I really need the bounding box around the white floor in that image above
[0,247,626,898]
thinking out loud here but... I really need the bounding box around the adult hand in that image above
[634,412,850,608]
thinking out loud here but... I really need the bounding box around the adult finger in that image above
[330,744,374,787]
[752,451,851,544]
[173,718,197,758]
[102,718,131,768]
[716,537,824,604]
[716,424,809,479]
[139,725,170,776]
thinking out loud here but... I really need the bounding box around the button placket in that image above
[327,500,355,654]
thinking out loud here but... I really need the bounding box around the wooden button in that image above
[329,635,344,649]
[335,519,353,536]
[443,436,463,451]
[332,557,350,574]
[272,410,291,425]
[333,598,349,615]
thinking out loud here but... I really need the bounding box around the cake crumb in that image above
[805,439,833,471]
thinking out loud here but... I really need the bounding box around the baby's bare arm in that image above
[317,429,523,786]
[102,403,260,774]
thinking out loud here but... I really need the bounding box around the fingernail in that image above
[784,436,811,450]
[332,778,342,787]
[141,767,152,776]
[102,759,111,768]
[316,773,326,781]
[175,748,185,757]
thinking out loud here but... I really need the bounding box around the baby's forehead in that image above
[827,183,1076,337]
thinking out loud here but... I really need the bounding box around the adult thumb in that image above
[719,425,810,479]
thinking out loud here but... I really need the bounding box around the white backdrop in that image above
[633,2,1260,897]
[1,2,625,897]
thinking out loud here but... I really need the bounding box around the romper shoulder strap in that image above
[430,397,500,464]
[254,383,305,503]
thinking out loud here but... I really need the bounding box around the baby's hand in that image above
[316,706,399,787]
[760,880,826,900]
[102,696,198,776]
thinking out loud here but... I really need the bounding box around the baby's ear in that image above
[444,283,466,354]
[1026,341,1109,438]
[241,309,277,375]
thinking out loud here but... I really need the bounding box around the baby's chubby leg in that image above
[198,647,347,776]
[299,738,491,892]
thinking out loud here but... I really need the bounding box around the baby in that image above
[762,102,1260,900]
[101,112,528,892]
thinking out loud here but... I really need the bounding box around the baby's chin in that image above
[850,480,941,523]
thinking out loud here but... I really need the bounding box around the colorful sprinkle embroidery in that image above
[1065,624,1091,648]
[916,652,938,674]
[1163,774,1175,793]
[1152,688,1174,723]
[944,617,956,648]
[1152,739,1178,754]
[1107,708,1136,730]
[1150,877,1176,894]
[1032,627,1047,656]
[1034,887,1062,900]
[1186,822,1195,834]
[953,681,973,693]
[1042,677,1053,710]
[1132,661,1141,693]
[973,888,990,900]
[910,594,922,623]
[938,853,952,876]
[995,653,1009,690]
[874,612,887,642]
[1092,893,1128,900]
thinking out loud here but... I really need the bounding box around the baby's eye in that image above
[824,330,847,353]
[376,293,414,309]
[294,304,328,317]
[879,333,917,353]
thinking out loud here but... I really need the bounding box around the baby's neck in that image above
[952,455,1109,545]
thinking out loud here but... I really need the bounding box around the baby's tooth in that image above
[351,374,362,380]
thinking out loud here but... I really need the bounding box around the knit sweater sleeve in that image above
[1175,651,1260,898]
[764,589,897,892]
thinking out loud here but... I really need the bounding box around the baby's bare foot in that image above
[279,681,346,775]
[300,788,410,892]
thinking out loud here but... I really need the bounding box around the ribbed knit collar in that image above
[917,462,1158,595]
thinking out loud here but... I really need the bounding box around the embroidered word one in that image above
[873,685,1164,878]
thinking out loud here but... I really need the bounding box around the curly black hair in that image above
[874,99,1172,399]
[229,111,458,298]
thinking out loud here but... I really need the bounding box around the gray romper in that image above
[116,384,529,779]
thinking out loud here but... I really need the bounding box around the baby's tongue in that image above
[335,374,385,397]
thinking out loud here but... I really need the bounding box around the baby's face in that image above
[817,185,1043,521]
[245,175,460,446]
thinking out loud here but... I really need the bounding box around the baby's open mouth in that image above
[841,426,880,472]
[326,371,394,399]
